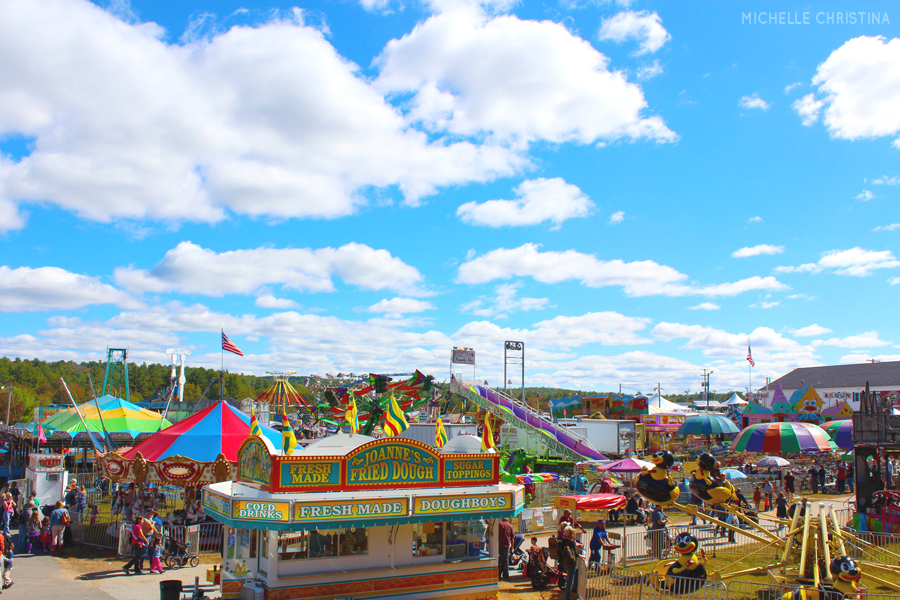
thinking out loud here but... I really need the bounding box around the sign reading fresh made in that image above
[443,459,493,483]
[233,500,289,522]
[414,493,513,515]
[346,443,438,486]
[281,461,340,488]
[294,498,408,522]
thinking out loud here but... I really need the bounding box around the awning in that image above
[202,481,524,532]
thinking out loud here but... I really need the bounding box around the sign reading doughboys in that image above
[414,493,512,515]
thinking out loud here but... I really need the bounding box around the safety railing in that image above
[582,564,727,600]
[726,580,800,600]
[617,522,782,566]
[840,527,900,566]
[162,522,224,554]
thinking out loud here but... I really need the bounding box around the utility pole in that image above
[3,384,12,426]
[701,369,713,412]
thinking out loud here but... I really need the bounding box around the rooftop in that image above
[764,361,900,391]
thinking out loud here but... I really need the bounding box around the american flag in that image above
[222,331,244,356]
[747,343,755,367]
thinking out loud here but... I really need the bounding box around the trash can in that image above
[160,580,183,600]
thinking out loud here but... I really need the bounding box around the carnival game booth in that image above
[203,433,524,600]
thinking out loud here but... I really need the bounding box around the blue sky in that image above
[0,0,899,396]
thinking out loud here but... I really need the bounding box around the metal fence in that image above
[840,527,900,566]
[616,522,783,566]
[581,564,727,600]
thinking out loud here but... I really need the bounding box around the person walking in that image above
[809,465,819,494]
[753,486,762,511]
[48,501,70,556]
[122,516,148,575]
[0,494,14,537]
[763,480,774,509]
[2,533,12,590]
[75,487,87,524]
[558,527,579,600]
[497,517,514,582]
[847,463,855,493]
[25,510,39,554]
[16,501,33,554]
[836,465,847,494]
[648,504,669,558]
[784,470,795,501]
[147,536,164,574]
[775,492,788,531]
[818,464,827,494]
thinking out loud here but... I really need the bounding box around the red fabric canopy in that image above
[557,493,627,511]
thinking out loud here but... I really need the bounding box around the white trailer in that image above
[555,418,637,457]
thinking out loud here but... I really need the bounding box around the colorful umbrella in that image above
[721,468,747,480]
[732,422,838,454]
[596,457,654,473]
[119,401,281,463]
[822,419,853,450]
[43,394,171,437]
[676,414,740,436]
[757,456,790,468]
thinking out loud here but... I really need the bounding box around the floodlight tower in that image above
[101,348,130,403]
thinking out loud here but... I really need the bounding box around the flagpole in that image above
[221,329,225,403]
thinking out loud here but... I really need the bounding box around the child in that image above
[148,536,163,574]
[753,486,762,511]
[40,517,52,553]
[26,511,40,554]
[2,534,12,589]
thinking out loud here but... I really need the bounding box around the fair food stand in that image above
[202,433,524,600]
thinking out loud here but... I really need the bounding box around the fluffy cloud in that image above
[114,241,427,296]
[255,295,300,309]
[797,36,900,143]
[0,0,530,232]
[368,297,436,315]
[776,247,900,276]
[608,210,625,224]
[687,302,720,310]
[748,216,763,223]
[598,11,670,55]
[874,175,900,185]
[732,244,784,258]
[637,60,663,80]
[856,190,874,201]
[455,311,653,348]
[457,244,787,297]
[815,330,891,349]
[460,283,549,318]
[375,7,676,145]
[456,178,592,227]
[791,324,832,337]
[652,323,811,360]
[739,94,771,111]
[0,265,136,312]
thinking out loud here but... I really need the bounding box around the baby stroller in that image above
[163,535,199,569]
[529,547,566,590]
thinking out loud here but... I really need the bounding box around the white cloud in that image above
[798,36,900,142]
[608,210,625,224]
[0,265,137,312]
[776,247,900,277]
[375,7,676,146]
[856,190,874,201]
[748,216,763,223]
[873,175,900,185]
[784,82,802,94]
[732,244,784,258]
[791,324,832,337]
[0,0,531,232]
[255,295,300,309]
[460,283,549,318]
[739,93,771,111]
[598,11,670,56]
[114,241,427,296]
[751,301,780,309]
[816,330,891,349]
[457,243,788,297]
[793,93,824,126]
[687,302,720,310]
[368,297,436,315]
[651,323,812,361]
[637,59,663,80]
[888,277,900,285]
[818,247,900,276]
[456,178,592,227]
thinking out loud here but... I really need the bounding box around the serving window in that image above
[277,528,368,560]
[413,522,444,557]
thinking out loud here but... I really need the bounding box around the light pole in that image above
[2,384,12,426]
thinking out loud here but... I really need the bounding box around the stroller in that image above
[529,546,567,590]
[163,535,200,569]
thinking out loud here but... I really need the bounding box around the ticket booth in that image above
[26,453,68,507]
[202,434,524,600]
